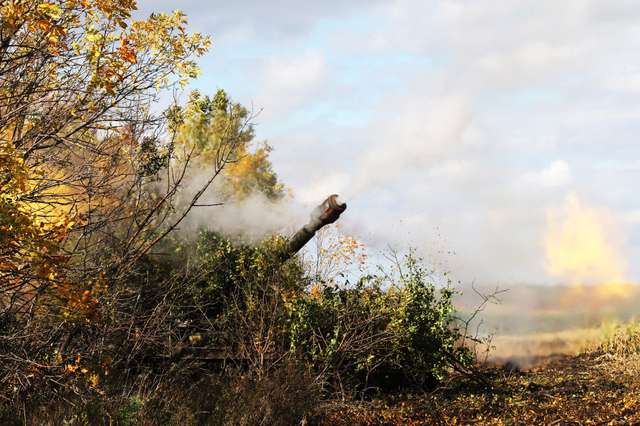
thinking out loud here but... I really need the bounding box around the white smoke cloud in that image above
[171,170,309,243]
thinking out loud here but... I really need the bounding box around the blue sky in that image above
[139,1,640,285]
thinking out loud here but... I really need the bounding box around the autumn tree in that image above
[174,89,285,202]
[0,6,480,417]
[0,0,211,310]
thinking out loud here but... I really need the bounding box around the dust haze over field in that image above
[459,191,637,362]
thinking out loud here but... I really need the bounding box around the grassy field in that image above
[457,283,640,333]
[486,327,606,367]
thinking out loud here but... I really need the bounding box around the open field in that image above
[457,283,640,334]
[309,286,640,424]
[313,321,640,425]
[457,283,640,367]
[314,352,640,425]
[486,327,605,367]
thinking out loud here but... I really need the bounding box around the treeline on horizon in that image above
[0,2,479,424]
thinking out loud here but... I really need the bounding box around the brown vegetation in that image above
[314,350,640,425]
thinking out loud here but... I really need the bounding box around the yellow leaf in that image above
[37,3,62,20]
[88,373,99,386]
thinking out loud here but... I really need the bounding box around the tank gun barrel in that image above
[284,194,347,259]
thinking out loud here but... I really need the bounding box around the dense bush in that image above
[156,233,475,398]
[289,251,473,395]
[177,233,473,395]
[1,229,477,423]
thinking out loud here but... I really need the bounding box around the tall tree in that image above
[174,89,285,202]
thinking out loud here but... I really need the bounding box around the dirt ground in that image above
[312,352,640,425]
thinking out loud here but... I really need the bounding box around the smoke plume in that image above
[173,170,309,242]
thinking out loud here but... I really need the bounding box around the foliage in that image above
[176,229,305,330]
[174,89,285,201]
[289,250,473,394]
[0,0,210,308]
[1,140,70,304]
[306,224,368,286]
[176,233,473,395]
[388,253,474,383]
[2,226,477,421]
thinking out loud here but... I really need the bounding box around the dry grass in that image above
[477,319,640,368]
[487,327,602,365]
[590,321,640,357]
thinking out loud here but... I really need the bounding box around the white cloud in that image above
[624,210,640,225]
[137,0,384,38]
[263,51,326,92]
[521,161,572,188]
[350,93,472,196]
[604,73,640,94]
[476,42,581,86]
[255,51,328,118]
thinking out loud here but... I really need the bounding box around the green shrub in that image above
[174,234,473,395]
[288,250,473,394]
